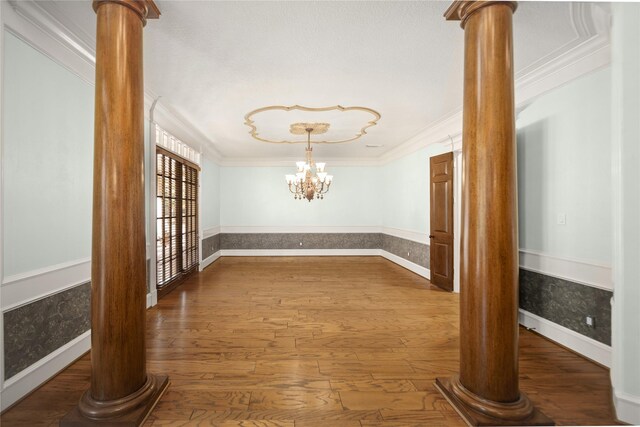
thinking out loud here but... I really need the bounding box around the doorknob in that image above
[429,235,435,239]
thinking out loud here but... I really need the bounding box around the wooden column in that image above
[61,1,168,425]
[435,2,553,426]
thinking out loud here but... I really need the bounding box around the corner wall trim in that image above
[0,330,91,412]
[519,249,613,291]
[613,388,640,426]
[201,251,221,270]
[518,308,611,367]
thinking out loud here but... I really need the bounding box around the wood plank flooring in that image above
[1,257,620,426]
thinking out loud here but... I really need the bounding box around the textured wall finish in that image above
[381,234,429,269]
[203,234,221,259]
[519,269,612,345]
[215,232,429,268]
[221,233,382,251]
[3,282,91,379]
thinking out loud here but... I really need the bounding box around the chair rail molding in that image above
[519,249,613,291]
[203,226,221,238]
[1,258,91,312]
[381,227,429,245]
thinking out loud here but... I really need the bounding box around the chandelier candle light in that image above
[285,123,333,202]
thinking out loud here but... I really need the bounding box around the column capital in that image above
[93,0,160,25]
[444,1,517,28]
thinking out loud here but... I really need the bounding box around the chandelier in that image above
[285,124,333,202]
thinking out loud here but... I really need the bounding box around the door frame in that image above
[429,138,463,293]
[452,149,462,293]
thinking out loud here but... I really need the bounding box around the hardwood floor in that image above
[1,257,620,426]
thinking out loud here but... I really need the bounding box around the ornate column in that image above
[435,2,553,425]
[61,1,168,425]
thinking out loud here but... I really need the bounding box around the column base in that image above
[435,377,554,426]
[60,374,169,426]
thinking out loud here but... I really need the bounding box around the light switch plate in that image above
[557,213,567,225]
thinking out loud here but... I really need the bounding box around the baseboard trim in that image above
[613,388,640,425]
[200,251,221,270]
[0,330,91,412]
[220,249,381,257]
[146,290,158,308]
[215,249,430,281]
[518,309,611,367]
[219,226,381,234]
[380,250,430,280]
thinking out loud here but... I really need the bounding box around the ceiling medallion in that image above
[290,122,330,135]
[285,123,333,202]
[244,105,381,144]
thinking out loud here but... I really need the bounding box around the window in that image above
[156,147,199,290]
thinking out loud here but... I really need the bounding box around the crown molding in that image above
[8,0,95,64]
[145,93,222,163]
[378,111,463,164]
[6,0,222,163]
[5,1,610,167]
[376,3,611,165]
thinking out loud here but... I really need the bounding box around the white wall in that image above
[380,144,452,236]
[2,30,94,278]
[220,165,380,227]
[201,157,220,231]
[611,3,640,424]
[218,146,458,234]
[516,67,612,264]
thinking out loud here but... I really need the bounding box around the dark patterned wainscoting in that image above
[210,232,430,270]
[519,269,612,345]
[202,233,221,259]
[381,234,430,269]
[3,282,91,379]
[220,233,381,251]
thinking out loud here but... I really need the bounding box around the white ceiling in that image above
[44,1,581,160]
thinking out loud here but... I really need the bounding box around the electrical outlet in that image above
[299,242,303,246]
[586,315,595,328]
[407,251,411,257]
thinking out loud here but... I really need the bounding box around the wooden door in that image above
[430,152,454,291]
